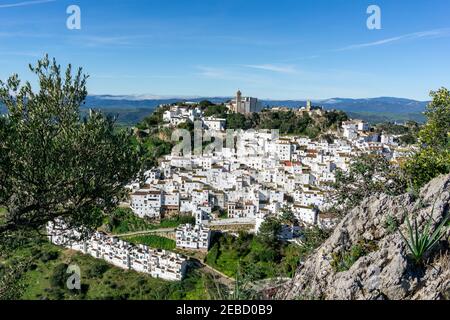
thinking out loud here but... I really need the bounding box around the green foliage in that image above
[279,208,297,225]
[331,240,378,272]
[330,154,408,214]
[226,113,256,130]
[228,265,261,300]
[255,109,347,138]
[384,215,399,234]
[107,208,154,234]
[279,244,302,278]
[202,265,261,300]
[137,106,168,129]
[39,250,59,263]
[107,208,195,234]
[158,215,196,228]
[50,263,69,289]
[2,238,210,300]
[258,111,312,135]
[0,55,143,235]
[324,110,349,129]
[404,88,450,189]
[205,233,279,280]
[398,133,418,146]
[376,122,410,135]
[126,235,176,251]
[177,120,195,132]
[256,217,282,248]
[87,261,110,278]
[376,121,419,146]
[276,226,331,278]
[0,259,30,300]
[206,223,331,281]
[405,148,450,190]
[198,100,214,109]
[203,104,228,118]
[298,227,330,257]
[140,135,173,169]
[399,212,449,265]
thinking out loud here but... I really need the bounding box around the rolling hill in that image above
[1,95,428,125]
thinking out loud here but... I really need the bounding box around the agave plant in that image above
[399,212,449,264]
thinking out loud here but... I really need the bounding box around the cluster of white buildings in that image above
[175,222,211,251]
[162,104,226,131]
[127,98,416,247]
[46,97,418,280]
[128,131,347,231]
[47,220,188,281]
[163,105,202,127]
[341,119,415,161]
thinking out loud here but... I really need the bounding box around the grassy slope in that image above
[0,209,208,300]
[1,237,208,300]
[126,235,176,251]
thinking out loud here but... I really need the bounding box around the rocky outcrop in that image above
[277,174,450,300]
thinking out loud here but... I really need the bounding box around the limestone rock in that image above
[276,174,450,300]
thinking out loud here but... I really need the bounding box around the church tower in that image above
[236,90,242,113]
[306,100,312,112]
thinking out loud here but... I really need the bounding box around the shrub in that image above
[50,263,69,289]
[399,212,449,265]
[331,240,378,272]
[384,215,399,234]
[39,251,59,263]
[87,262,110,278]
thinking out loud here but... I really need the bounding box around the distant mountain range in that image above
[1,95,428,124]
[86,95,428,113]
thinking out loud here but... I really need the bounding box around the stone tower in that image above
[236,90,242,113]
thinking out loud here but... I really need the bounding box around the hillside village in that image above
[47,91,419,282]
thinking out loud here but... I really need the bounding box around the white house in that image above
[47,220,188,281]
[203,117,226,131]
[130,189,163,219]
[175,223,211,251]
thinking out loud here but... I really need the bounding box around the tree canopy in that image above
[404,88,450,188]
[330,154,408,214]
[0,56,143,235]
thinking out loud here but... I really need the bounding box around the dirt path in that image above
[190,259,235,287]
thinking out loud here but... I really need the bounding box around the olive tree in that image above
[0,56,142,235]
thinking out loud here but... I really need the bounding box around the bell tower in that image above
[236,90,242,113]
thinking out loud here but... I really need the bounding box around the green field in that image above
[126,235,176,251]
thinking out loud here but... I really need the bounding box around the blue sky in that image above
[0,0,449,100]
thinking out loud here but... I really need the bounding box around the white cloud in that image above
[195,66,230,80]
[336,28,450,51]
[195,66,270,86]
[243,64,297,74]
[0,0,56,9]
